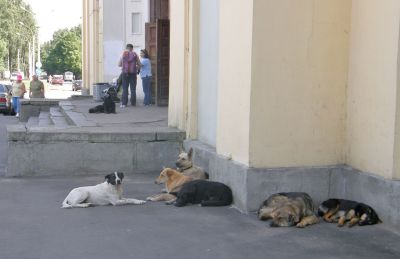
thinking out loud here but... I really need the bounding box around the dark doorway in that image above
[146,0,169,106]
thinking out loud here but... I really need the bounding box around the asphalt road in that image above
[0,172,399,259]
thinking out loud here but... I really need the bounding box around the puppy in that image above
[168,179,233,207]
[88,93,116,114]
[258,192,319,228]
[147,168,193,202]
[61,172,146,208]
[176,147,209,179]
[318,198,381,227]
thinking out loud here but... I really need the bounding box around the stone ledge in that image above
[185,140,400,232]
[8,126,185,143]
[7,124,27,141]
[7,126,185,177]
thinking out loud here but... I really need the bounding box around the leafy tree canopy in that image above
[41,26,82,79]
[0,0,38,73]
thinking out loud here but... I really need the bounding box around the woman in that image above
[11,74,26,117]
[139,49,152,106]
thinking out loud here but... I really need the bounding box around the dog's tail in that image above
[204,172,209,179]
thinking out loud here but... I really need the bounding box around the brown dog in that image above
[258,192,319,228]
[146,168,193,202]
[176,147,209,179]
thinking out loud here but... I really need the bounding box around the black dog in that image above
[318,198,381,227]
[168,179,233,207]
[89,93,116,114]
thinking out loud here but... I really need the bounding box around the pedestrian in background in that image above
[118,44,141,108]
[11,74,26,117]
[139,49,152,106]
[29,74,45,98]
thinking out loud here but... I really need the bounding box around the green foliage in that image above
[0,40,6,71]
[0,0,38,73]
[41,26,82,79]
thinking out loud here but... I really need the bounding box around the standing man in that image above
[29,75,45,98]
[118,44,141,108]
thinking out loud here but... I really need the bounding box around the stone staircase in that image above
[26,106,72,129]
[6,99,184,177]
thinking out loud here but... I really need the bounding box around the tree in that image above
[41,26,82,79]
[0,0,38,75]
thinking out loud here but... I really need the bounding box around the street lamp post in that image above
[18,21,38,78]
[19,6,41,77]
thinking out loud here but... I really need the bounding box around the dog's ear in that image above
[179,143,185,153]
[165,168,174,177]
[105,174,111,181]
[117,172,124,179]
[188,148,193,160]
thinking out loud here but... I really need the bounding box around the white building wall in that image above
[103,0,124,82]
[197,0,219,147]
[102,0,149,83]
[125,0,149,54]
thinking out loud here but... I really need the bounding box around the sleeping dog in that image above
[318,198,381,227]
[167,179,233,207]
[89,91,116,114]
[258,192,319,228]
[61,172,146,208]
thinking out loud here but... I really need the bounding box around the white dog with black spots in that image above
[62,172,146,208]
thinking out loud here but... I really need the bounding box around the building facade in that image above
[82,0,149,92]
[82,0,400,228]
[168,0,400,227]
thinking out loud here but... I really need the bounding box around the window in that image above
[131,13,142,34]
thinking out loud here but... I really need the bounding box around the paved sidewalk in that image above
[0,172,399,259]
[65,96,168,128]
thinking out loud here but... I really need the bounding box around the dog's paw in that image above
[146,196,155,201]
[296,222,306,228]
[136,199,146,205]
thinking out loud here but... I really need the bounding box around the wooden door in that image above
[149,0,169,22]
[145,19,170,106]
[145,22,157,105]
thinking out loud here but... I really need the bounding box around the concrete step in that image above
[59,102,97,127]
[49,107,70,127]
[26,116,39,127]
[38,112,53,127]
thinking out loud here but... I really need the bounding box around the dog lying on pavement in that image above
[146,168,193,202]
[176,147,208,179]
[318,198,381,227]
[61,172,146,208]
[258,192,319,228]
[88,92,116,114]
[166,179,233,207]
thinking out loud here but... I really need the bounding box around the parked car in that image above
[51,75,64,85]
[72,80,82,91]
[0,83,13,114]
